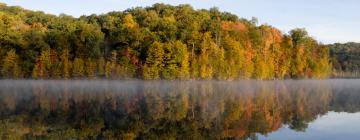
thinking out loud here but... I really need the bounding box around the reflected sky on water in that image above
[259,111,360,140]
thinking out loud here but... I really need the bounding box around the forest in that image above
[329,42,360,78]
[0,3,332,80]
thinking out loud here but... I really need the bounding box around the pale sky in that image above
[1,0,359,44]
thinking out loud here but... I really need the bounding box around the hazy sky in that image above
[1,0,359,44]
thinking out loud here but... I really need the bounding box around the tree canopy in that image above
[328,42,360,77]
[0,3,331,80]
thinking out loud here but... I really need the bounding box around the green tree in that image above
[73,21,104,59]
[289,28,310,78]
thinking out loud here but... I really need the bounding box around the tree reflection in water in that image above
[0,80,359,139]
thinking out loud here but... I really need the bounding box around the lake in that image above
[0,79,359,140]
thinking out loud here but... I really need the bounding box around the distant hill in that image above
[0,3,331,80]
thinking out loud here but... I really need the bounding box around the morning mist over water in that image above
[1,80,360,139]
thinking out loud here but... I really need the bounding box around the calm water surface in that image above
[0,79,359,140]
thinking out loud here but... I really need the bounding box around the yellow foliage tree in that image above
[1,49,21,78]
[72,58,85,78]
[32,49,51,79]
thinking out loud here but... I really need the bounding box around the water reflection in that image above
[260,111,360,140]
[0,80,359,139]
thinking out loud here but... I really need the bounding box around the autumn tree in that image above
[32,49,51,79]
[97,57,105,78]
[1,49,21,78]
[196,32,215,80]
[60,49,71,79]
[105,51,117,79]
[0,3,332,80]
[143,42,164,80]
[85,59,96,78]
[161,41,190,80]
[72,58,85,78]
[116,47,137,79]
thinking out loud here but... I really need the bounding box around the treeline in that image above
[329,42,360,77]
[0,3,331,80]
